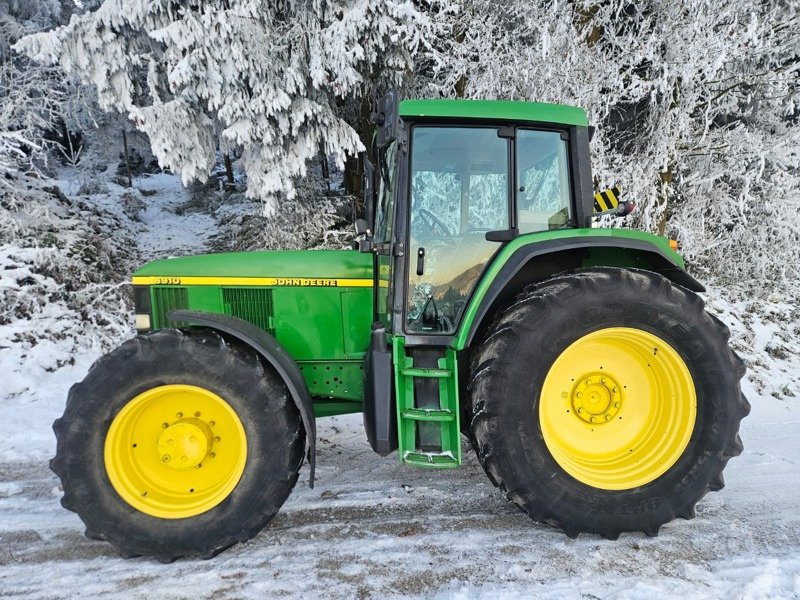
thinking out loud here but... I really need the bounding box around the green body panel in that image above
[400,99,589,127]
[452,228,684,350]
[136,250,374,413]
[136,231,682,420]
[134,249,373,279]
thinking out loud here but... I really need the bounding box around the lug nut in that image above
[576,392,583,398]
[176,412,183,418]
[162,455,171,462]
[614,402,620,408]
[605,414,612,421]
[590,416,597,423]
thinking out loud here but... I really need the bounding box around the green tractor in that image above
[53,93,748,561]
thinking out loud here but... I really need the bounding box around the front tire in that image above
[467,268,749,539]
[51,328,305,561]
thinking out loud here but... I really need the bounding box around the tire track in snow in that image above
[0,410,799,598]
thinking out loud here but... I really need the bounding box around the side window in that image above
[516,130,572,233]
[373,142,396,328]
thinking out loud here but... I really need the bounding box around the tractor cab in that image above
[359,93,593,338]
[357,92,598,463]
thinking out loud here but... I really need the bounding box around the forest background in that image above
[1,0,798,387]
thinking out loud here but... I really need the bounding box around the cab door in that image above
[405,126,511,335]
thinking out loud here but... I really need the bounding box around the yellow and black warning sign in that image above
[593,185,622,213]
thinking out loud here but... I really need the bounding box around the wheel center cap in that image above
[157,421,210,470]
[570,373,622,424]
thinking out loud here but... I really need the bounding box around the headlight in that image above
[133,285,152,332]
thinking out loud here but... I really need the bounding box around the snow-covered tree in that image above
[17,0,431,214]
[415,0,800,293]
[0,3,65,192]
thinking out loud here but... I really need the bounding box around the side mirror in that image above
[354,218,370,236]
[352,217,373,252]
[371,90,400,149]
[354,161,376,253]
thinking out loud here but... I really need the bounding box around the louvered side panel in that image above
[222,287,275,335]
[151,287,189,329]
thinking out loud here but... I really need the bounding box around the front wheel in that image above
[52,328,305,561]
[467,268,749,539]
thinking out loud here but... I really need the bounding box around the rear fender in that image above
[455,234,705,351]
[169,310,316,487]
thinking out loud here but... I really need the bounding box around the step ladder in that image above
[392,337,461,468]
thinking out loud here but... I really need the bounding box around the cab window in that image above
[516,130,572,232]
[406,126,509,334]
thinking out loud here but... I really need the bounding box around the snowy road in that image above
[1,173,799,598]
[0,376,798,598]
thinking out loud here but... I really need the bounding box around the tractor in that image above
[52,93,748,561]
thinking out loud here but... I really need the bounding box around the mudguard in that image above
[169,310,317,487]
[455,231,706,350]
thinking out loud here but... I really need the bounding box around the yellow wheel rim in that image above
[104,384,247,519]
[539,327,697,490]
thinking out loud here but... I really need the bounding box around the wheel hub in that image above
[157,420,212,470]
[104,384,247,519]
[570,373,621,424]
[539,327,697,490]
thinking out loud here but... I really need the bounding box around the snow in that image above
[0,172,799,598]
[0,385,798,598]
[133,173,216,260]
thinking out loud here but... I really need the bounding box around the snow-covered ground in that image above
[1,173,799,598]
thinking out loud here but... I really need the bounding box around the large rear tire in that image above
[467,267,749,538]
[51,328,305,561]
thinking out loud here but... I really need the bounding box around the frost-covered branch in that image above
[17,0,432,213]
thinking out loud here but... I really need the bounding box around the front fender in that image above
[169,310,317,487]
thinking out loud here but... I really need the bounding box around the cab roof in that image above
[399,99,588,127]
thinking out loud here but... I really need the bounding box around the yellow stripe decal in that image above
[594,192,609,211]
[132,276,374,287]
[605,188,618,206]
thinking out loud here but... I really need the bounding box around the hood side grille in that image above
[222,287,275,335]
[152,287,189,329]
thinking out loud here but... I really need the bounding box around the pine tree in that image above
[17,0,430,215]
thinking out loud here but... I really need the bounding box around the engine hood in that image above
[132,249,373,285]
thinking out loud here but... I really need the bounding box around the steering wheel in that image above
[416,208,451,238]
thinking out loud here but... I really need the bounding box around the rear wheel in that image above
[467,268,749,538]
[52,328,305,561]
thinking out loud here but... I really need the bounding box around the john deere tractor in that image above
[52,93,748,561]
